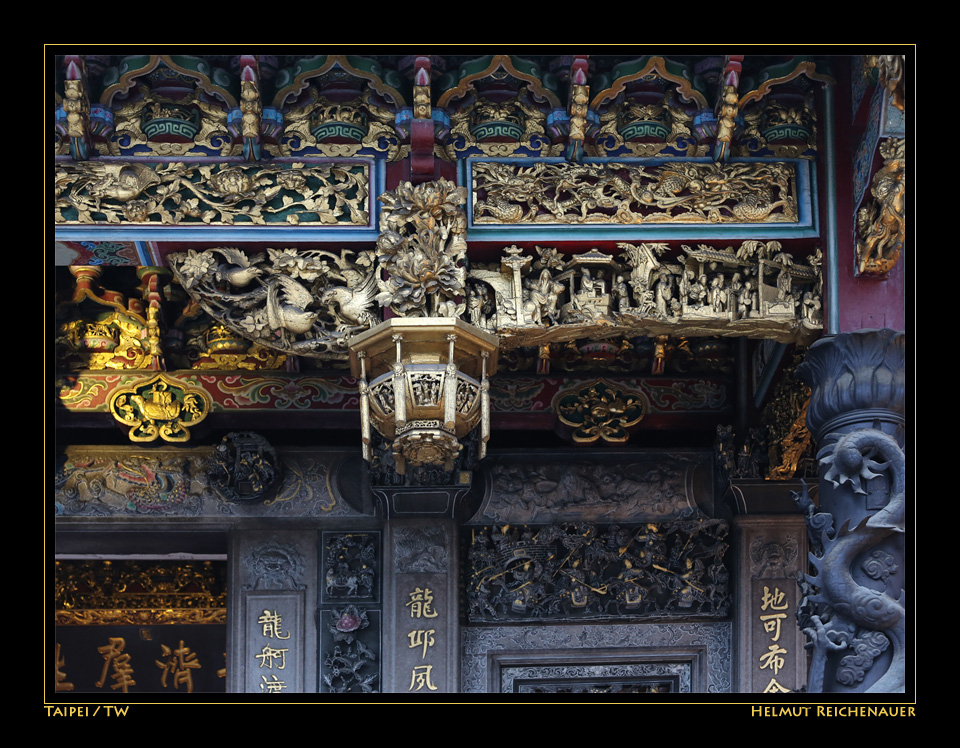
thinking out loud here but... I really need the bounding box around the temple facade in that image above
[51,51,908,698]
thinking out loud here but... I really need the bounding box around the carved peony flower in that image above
[176,249,217,288]
[122,199,152,222]
[275,170,308,194]
[336,612,361,632]
[208,168,256,201]
[328,605,369,643]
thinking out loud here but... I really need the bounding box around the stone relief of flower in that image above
[328,605,369,644]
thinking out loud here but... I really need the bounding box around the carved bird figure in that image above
[81,162,162,206]
[266,274,320,335]
[213,247,264,288]
[320,268,379,330]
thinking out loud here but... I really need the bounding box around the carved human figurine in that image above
[802,291,822,325]
[467,285,489,329]
[614,274,631,312]
[727,273,744,318]
[776,266,793,301]
[680,269,694,302]
[691,274,709,307]
[739,279,757,318]
[711,274,726,312]
[655,270,674,318]
[535,269,564,324]
[580,268,599,297]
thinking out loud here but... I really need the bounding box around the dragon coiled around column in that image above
[802,428,905,693]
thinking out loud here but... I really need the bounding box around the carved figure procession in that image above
[466,239,822,348]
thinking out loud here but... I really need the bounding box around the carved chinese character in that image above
[407,629,436,659]
[258,609,291,640]
[761,585,788,611]
[96,637,136,693]
[759,643,788,676]
[155,640,201,692]
[260,674,287,693]
[409,664,438,692]
[255,645,289,670]
[405,587,438,619]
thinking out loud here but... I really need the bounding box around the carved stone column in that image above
[794,329,906,693]
[228,531,318,694]
[733,515,808,693]
[382,519,459,694]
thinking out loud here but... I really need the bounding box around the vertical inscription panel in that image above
[398,582,446,693]
[385,520,458,694]
[243,591,305,695]
[749,580,801,693]
[734,516,808,693]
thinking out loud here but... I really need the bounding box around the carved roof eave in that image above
[682,246,752,268]
[99,54,238,108]
[271,54,407,109]
[436,54,562,109]
[589,55,709,110]
[738,57,836,109]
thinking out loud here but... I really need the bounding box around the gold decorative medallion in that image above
[109,373,211,443]
[554,378,647,444]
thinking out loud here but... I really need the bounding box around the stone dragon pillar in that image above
[794,329,906,693]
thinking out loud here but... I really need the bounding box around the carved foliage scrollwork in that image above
[55,161,370,227]
[554,378,647,444]
[472,159,798,225]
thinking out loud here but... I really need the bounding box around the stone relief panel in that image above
[503,661,688,694]
[465,520,730,623]
[393,525,450,574]
[55,445,368,518]
[242,541,306,591]
[470,450,712,525]
[319,532,382,694]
